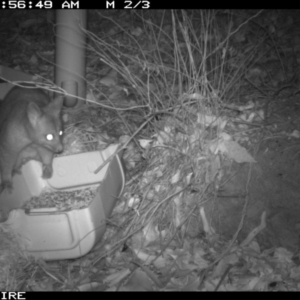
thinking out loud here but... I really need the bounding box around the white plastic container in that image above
[0,144,125,260]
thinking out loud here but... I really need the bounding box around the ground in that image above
[215,94,300,252]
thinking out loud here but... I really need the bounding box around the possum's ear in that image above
[50,96,64,112]
[27,102,43,126]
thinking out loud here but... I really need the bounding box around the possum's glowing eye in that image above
[46,134,54,141]
[59,130,63,136]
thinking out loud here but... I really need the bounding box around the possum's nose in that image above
[55,143,63,153]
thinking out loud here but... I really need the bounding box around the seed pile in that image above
[22,187,97,211]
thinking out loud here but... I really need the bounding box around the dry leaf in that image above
[224,140,256,163]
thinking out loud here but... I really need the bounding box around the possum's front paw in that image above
[12,168,22,176]
[0,180,13,194]
[42,164,53,179]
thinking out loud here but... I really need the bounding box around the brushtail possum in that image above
[0,86,64,193]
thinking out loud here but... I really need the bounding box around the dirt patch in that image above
[207,95,300,252]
